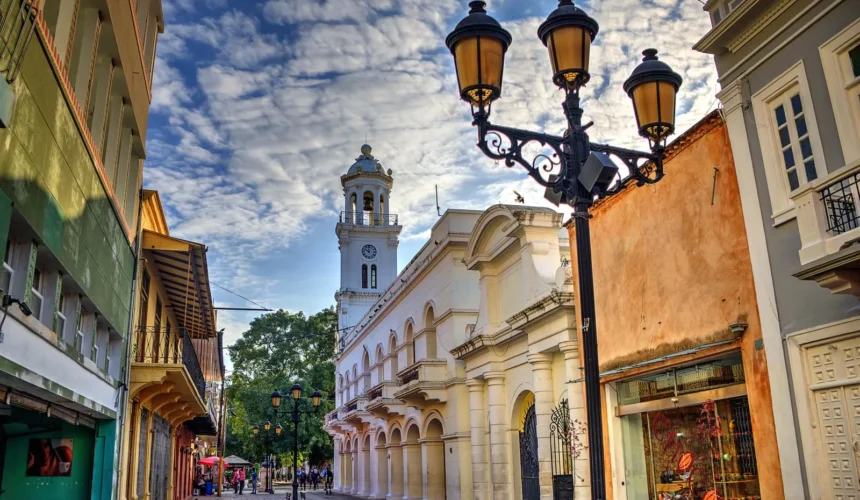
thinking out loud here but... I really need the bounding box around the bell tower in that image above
[335,145,401,332]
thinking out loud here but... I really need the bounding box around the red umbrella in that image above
[198,456,228,467]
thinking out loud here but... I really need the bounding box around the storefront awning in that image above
[142,230,216,339]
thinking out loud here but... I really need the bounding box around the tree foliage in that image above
[225,307,337,467]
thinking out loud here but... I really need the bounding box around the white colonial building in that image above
[326,146,588,500]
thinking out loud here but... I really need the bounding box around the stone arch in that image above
[422,302,438,359]
[388,332,399,378]
[388,426,404,497]
[511,389,537,499]
[361,349,371,391]
[344,372,351,402]
[374,343,385,383]
[403,422,423,499]
[352,364,359,395]
[423,417,447,500]
[362,433,372,494]
[404,319,415,366]
[421,410,445,439]
[375,428,389,497]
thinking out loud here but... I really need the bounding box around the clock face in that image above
[361,244,377,260]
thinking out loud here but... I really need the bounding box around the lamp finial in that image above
[468,1,486,14]
[642,48,659,61]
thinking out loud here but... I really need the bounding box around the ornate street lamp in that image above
[290,383,303,401]
[286,384,322,500]
[445,0,512,114]
[271,390,282,410]
[623,49,683,148]
[447,2,682,499]
[538,0,598,92]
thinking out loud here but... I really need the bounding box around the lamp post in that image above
[254,390,284,494]
[446,2,682,499]
[288,383,322,500]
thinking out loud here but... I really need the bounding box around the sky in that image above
[144,0,718,364]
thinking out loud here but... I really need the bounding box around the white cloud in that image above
[147,0,718,356]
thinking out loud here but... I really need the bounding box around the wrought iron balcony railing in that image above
[821,172,860,235]
[398,365,419,385]
[339,211,398,226]
[133,326,206,402]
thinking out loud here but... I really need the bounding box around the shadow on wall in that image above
[0,37,137,338]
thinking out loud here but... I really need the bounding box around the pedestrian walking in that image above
[238,468,246,494]
[325,465,334,495]
[232,470,239,494]
[310,467,318,490]
[251,468,258,494]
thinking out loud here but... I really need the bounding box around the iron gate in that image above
[519,402,540,500]
[550,399,573,500]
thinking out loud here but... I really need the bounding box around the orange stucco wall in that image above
[567,114,784,499]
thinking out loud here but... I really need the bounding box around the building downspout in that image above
[112,188,145,500]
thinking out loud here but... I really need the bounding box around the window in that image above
[752,61,826,223]
[55,293,66,336]
[28,267,43,319]
[92,339,99,363]
[820,20,860,164]
[2,240,13,294]
[709,0,745,27]
[772,93,817,191]
[370,265,377,289]
[75,314,84,352]
[362,264,368,289]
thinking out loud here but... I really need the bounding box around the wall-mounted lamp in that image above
[0,293,33,343]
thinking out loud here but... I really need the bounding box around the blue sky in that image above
[145,0,717,361]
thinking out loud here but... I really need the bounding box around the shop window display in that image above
[618,356,761,500]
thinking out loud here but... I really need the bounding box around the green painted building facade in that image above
[0,0,164,498]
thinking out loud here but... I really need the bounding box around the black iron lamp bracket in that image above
[473,110,665,207]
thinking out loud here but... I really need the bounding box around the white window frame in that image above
[29,267,44,320]
[75,329,84,352]
[2,240,14,295]
[820,19,860,166]
[92,341,99,364]
[55,294,66,336]
[752,60,827,225]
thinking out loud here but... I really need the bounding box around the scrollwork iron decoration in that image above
[474,105,665,205]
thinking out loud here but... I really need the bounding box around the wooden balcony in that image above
[129,327,207,427]
[394,359,448,408]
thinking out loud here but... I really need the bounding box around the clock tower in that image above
[335,145,401,333]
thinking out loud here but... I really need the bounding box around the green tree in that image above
[225,307,337,468]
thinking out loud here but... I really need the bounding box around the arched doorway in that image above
[404,424,423,499]
[376,432,388,497]
[520,402,539,499]
[389,428,404,498]
[424,418,447,500]
[363,434,372,495]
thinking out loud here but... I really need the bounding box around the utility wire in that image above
[222,325,355,350]
[210,281,272,311]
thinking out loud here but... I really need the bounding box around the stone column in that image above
[485,371,511,500]
[387,442,403,499]
[467,379,489,500]
[333,437,342,491]
[528,353,555,500]
[559,340,590,499]
[421,437,446,500]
